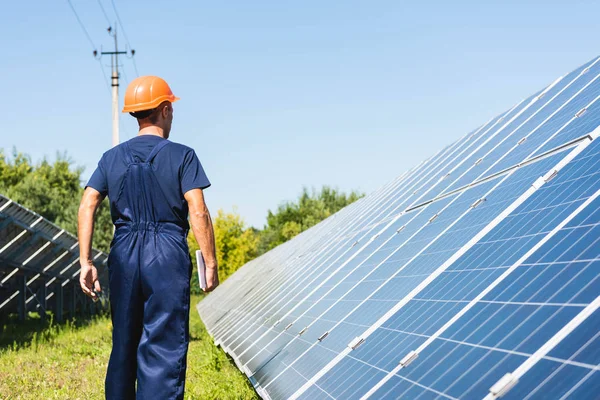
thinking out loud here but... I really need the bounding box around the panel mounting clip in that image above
[575,107,587,118]
[474,157,483,166]
[399,350,419,367]
[470,197,486,209]
[284,323,293,331]
[318,331,329,341]
[351,241,359,247]
[517,137,527,145]
[544,169,559,183]
[396,225,406,234]
[298,326,308,336]
[348,337,365,350]
[428,214,439,223]
[489,373,518,398]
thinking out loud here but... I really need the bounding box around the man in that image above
[77,75,219,400]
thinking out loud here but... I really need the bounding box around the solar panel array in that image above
[0,194,108,321]
[198,56,600,399]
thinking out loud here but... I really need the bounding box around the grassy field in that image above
[0,294,259,400]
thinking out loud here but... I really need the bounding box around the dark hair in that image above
[130,107,160,123]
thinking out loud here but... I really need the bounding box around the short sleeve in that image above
[181,150,211,194]
[85,156,108,196]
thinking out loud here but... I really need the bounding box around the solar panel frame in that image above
[0,194,108,319]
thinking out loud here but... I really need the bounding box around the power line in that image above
[66,0,110,93]
[109,0,139,77]
[96,0,112,26]
[65,0,132,144]
[131,57,140,77]
[98,60,111,94]
[110,0,131,47]
[66,0,96,49]
[120,64,129,87]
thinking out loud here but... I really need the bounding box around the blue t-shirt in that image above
[86,135,210,229]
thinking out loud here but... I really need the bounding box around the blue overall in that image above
[103,140,192,399]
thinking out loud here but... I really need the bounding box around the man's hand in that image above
[78,187,105,302]
[204,265,219,293]
[185,188,219,292]
[80,261,102,302]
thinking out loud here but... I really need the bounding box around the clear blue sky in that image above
[1,0,599,228]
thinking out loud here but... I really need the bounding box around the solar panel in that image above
[0,194,108,321]
[197,56,600,400]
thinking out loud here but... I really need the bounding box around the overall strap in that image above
[123,142,136,164]
[147,139,170,163]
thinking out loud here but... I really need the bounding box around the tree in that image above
[0,148,113,252]
[258,186,364,254]
[188,208,258,294]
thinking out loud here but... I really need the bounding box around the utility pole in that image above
[94,25,134,147]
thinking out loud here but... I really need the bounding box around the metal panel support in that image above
[70,285,76,318]
[18,274,26,321]
[39,278,47,323]
[56,283,64,323]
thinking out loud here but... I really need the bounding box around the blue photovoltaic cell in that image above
[197,56,600,400]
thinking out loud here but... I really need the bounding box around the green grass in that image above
[0,295,259,399]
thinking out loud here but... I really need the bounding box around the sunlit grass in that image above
[0,295,258,399]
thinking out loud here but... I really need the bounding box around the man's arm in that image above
[78,187,105,301]
[184,188,219,292]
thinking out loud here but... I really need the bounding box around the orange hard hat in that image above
[122,75,180,113]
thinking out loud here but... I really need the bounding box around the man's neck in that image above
[137,125,166,138]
